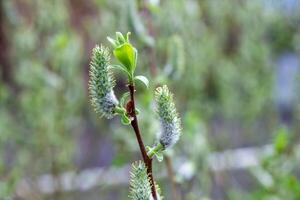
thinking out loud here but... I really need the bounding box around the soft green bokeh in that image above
[1,0,300,199]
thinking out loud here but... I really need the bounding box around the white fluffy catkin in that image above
[155,85,181,149]
[129,161,152,200]
[89,45,118,119]
[129,161,162,200]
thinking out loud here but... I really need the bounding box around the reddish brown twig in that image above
[128,84,157,200]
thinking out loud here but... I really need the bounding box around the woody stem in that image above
[128,84,157,200]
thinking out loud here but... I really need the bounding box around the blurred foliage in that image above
[1,0,85,198]
[249,127,300,200]
[0,0,300,199]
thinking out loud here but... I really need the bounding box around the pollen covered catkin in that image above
[129,161,152,200]
[89,45,118,119]
[155,85,181,149]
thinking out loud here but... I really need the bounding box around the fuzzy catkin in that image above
[89,45,118,119]
[129,161,152,200]
[155,85,181,149]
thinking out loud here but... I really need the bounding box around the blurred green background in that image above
[1,0,300,199]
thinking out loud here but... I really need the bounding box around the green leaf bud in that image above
[113,43,137,73]
[107,32,138,76]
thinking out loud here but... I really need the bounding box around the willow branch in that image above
[128,84,157,200]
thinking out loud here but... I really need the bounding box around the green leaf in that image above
[134,75,149,88]
[113,43,137,73]
[134,48,138,70]
[114,106,126,115]
[120,92,130,107]
[274,127,289,153]
[116,32,125,43]
[155,151,164,162]
[107,37,117,48]
[146,143,164,162]
[109,64,130,76]
[125,32,131,42]
[135,108,140,115]
[121,114,131,125]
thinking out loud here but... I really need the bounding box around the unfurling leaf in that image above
[135,108,140,115]
[116,32,126,43]
[120,92,130,107]
[121,114,131,125]
[146,143,164,162]
[134,75,149,88]
[107,37,117,48]
[155,151,164,162]
[109,64,130,76]
[113,43,137,73]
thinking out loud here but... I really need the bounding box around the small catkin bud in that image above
[129,161,152,200]
[155,85,181,149]
[89,45,118,119]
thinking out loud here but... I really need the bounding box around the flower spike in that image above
[89,45,119,119]
[155,85,181,149]
[129,161,152,200]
